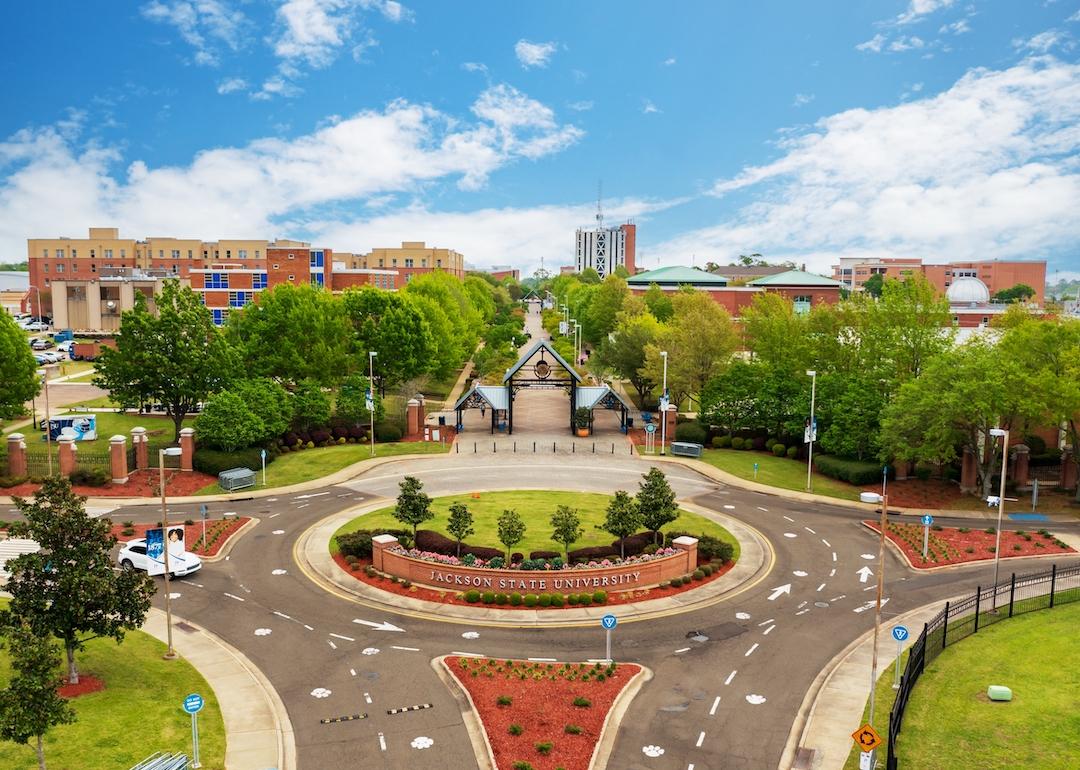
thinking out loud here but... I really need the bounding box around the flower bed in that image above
[331,552,733,609]
[444,656,642,770]
[110,517,250,557]
[389,546,680,571]
[865,521,1074,568]
[0,469,218,498]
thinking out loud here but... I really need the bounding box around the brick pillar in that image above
[960,447,978,494]
[371,534,399,572]
[58,436,77,477]
[664,407,677,446]
[179,427,195,472]
[894,460,912,481]
[671,535,699,568]
[131,427,148,471]
[1061,449,1078,491]
[109,435,128,484]
[7,433,27,478]
[406,398,421,436]
[1012,444,1030,490]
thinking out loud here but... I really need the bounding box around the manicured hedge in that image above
[337,528,414,558]
[611,531,654,557]
[814,455,893,486]
[568,545,619,562]
[414,529,503,560]
[374,422,403,442]
[674,421,707,444]
[665,531,735,563]
[193,446,274,476]
[529,550,560,560]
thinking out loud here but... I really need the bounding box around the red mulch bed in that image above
[865,520,1075,569]
[860,479,966,509]
[58,674,105,699]
[446,656,641,770]
[1,469,217,498]
[111,517,250,557]
[332,552,732,609]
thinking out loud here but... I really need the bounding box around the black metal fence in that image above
[887,562,1080,769]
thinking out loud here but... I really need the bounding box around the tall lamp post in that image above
[806,369,817,491]
[659,351,669,456]
[989,427,1009,611]
[574,321,581,363]
[159,446,183,660]
[368,351,378,458]
[36,367,54,476]
[859,490,889,728]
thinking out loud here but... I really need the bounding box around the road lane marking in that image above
[675,647,691,654]
[821,538,831,547]
[816,583,826,592]
[832,551,837,562]
[273,611,292,620]
[451,651,484,658]
[223,592,245,602]
[804,527,816,534]
[757,618,774,626]
[829,568,836,577]
[350,669,356,677]
[724,670,737,685]
[709,696,720,715]
[696,731,705,747]
[797,601,808,609]
[762,624,776,635]
[268,513,280,518]
[364,692,372,704]
[795,608,811,615]
[831,595,846,602]
[304,624,314,631]
[744,643,759,657]
[293,492,330,499]
[328,640,337,650]
[757,506,769,512]
[393,646,421,652]
[378,732,386,751]
[329,633,355,642]
[296,503,310,509]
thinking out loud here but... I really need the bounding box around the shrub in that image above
[482,592,496,604]
[510,592,523,606]
[958,527,970,533]
[814,455,892,486]
[535,741,553,756]
[69,467,109,487]
[751,436,767,451]
[659,580,671,589]
[572,696,591,708]
[194,446,273,477]
[965,547,974,554]
[511,552,525,564]
[610,531,654,557]
[772,443,786,457]
[523,594,539,607]
[550,593,564,607]
[701,564,714,576]
[786,446,798,458]
[567,545,619,561]
[374,422,403,442]
[578,593,592,606]
[914,465,932,481]
[931,524,943,531]
[337,528,413,558]
[529,550,560,560]
[564,724,582,735]
[0,475,28,489]
[987,546,997,553]
[692,568,705,581]
[508,724,524,736]
[495,593,508,605]
[1013,544,1022,551]
[121,527,136,537]
[1022,434,1047,454]
[674,421,707,444]
[713,435,731,448]
[184,518,195,526]
[670,577,683,588]
[511,763,533,770]
[592,590,607,604]
[567,594,579,605]
[464,589,481,603]
[364,565,376,577]
[985,527,996,534]
[497,695,513,706]
[731,437,745,450]
[538,594,552,607]
[765,438,777,451]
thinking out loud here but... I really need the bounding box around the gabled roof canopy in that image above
[503,339,581,383]
[574,385,634,412]
[627,265,729,286]
[453,384,510,412]
[748,270,844,287]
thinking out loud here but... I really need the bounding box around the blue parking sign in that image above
[183,693,204,714]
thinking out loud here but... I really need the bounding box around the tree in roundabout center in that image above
[392,476,433,539]
[0,478,155,685]
[446,502,475,558]
[0,623,76,770]
[497,509,526,562]
[603,491,643,558]
[636,466,678,544]
[549,505,583,559]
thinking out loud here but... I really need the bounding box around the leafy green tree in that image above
[496,508,526,561]
[636,467,678,544]
[0,478,155,684]
[603,490,642,558]
[862,273,884,297]
[291,380,331,431]
[0,623,76,770]
[0,313,39,419]
[991,283,1036,303]
[226,283,350,386]
[405,292,462,380]
[699,359,762,434]
[335,373,385,427]
[194,391,264,452]
[342,287,434,389]
[463,276,497,324]
[231,378,293,442]
[446,502,475,557]
[549,505,583,559]
[393,476,433,538]
[585,275,629,343]
[643,283,674,322]
[595,311,661,405]
[578,267,601,285]
[95,281,238,442]
[405,272,483,359]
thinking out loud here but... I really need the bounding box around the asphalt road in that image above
[20,455,1080,770]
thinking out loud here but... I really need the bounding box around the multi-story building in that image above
[831,257,1047,304]
[50,269,185,333]
[346,241,465,283]
[484,265,520,282]
[574,222,636,279]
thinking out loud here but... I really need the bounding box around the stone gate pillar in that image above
[179,427,195,472]
[663,407,676,447]
[7,433,27,478]
[110,435,128,484]
[131,427,148,471]
[58,436,77,477]
[1061,448,1078,492]
[1011,444,1030,490]
[371,534,399,572]
[406,398,421,437]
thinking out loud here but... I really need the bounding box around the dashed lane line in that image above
[744,643,759,657]
[378,733,386,751]
[328,640,337,650]
[796,608,811,616]
[709,696,720,716]
[329,633,355,642]
[757,618,774,626]
[783,515,795,522]
[762,624,776,635]
[364,693,372,704]
[223,592,245,602]
[832,552,838,562]
[821,538,832,547]
[696,731,706,747]
[451,651,484,658]
[724,670,737,685]
[393,646,421,652]
[804,527,816,535]
[817,583,826,592]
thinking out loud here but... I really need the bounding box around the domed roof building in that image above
[945,276,991,305]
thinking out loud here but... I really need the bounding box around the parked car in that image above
[33,353,48,365]
[30,337,53,350]
[39,352,61,364]
[117,538,203,577]
[23,321,49,332]
[56,340,74,354]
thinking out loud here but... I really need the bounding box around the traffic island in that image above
[438,655,650,770]
[863,520,1074,569]
[112,516,254,559]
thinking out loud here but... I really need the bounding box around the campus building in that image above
[574,222,636,279]
[49,269,185,332]
[831,257,1047,303]
[342,241,465,282]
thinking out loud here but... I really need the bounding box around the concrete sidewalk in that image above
[142,607,296,770]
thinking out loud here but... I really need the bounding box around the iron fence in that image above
[886,562,1080,769]
[22,450,58,477]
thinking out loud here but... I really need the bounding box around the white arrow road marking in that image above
[353,618,406,632]
[854,598,890,614]
[746,694,767,705]
[768,584,792,601]
[735,612,751,620]
[857,566,874,583]
[293,492,330,500]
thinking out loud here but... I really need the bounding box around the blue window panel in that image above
[211,309,226,326]
[310,272,325,287]
[206,272,230,289]
[229,291,248,308]
[253,272,268,289]
[310,250,324,268]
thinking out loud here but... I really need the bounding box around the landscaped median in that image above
[440,655,649,770]
[864,520,1074,569]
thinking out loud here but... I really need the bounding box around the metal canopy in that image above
[452,384,509,412]
[575,385,633,412]
[502,339,581,384]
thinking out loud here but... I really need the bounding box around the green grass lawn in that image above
[333,490,741,558]
[0,607,226,769]
[7,413,192,456]
[844,598,1080,770]
[195,440,451,494]
[698,448,862,501]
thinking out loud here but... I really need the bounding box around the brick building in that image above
[831,257,1046,303]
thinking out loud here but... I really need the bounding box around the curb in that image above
[142,608,297,770]
[432,656,497,770]
[590,663,653,770]
[199,516,259,564]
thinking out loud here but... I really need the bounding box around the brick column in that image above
[371,534,399,572]
[179,427,195,472]
[663,407,677,447]
[1061,449,1078,492]
[109,435,128,484]
[893,460,912,481]
[1011,444,1030,490]
[131,427,148,471]
[406,398,421,436]
[671,535,699,569]
[58,436,77,477]
[7,433,27,478]
[960,447,978,493]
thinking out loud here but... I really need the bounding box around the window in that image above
[159,250,164,258]
[90,249,96,258]
[105,249,113,258]
[253,272,268,289]
[287,274,295,281]
[72,249,77,258]
[91,264,96,273]
[436,259,442,267]
[228,291,249,307]
[310,273,325,287]
[56,249,64,259]
[272,263,279,270]
[43,263,49,273]
[404,258,414,268]
[42,248,48,258]
[226,250,231,259]
[171,250,180,259]
[238,249,248,259]
[288,253,295,260]
[214,250,220,259]
[171,265,178,274]
[982,316,989,325]
[310,250,324,268]
[120,248,126,258]
[56,263,64,273]
[187,250,193,259]
[255,250,260,258]
[44,279,50,286]
[129,545,147,556]
[211,309,228,326]
[792,295,812,314]
[203,250,209,259]
[206,272,229,289]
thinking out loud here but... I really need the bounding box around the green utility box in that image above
[987,685,1013,702]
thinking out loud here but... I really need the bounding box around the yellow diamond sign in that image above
[852,722,883,752]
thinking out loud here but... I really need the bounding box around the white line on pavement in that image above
[223,592,245,602]
[696,731,705,747]
[829,568,836,577]
[817,583,826,592]
[745,643,759,657]
[393,646,421,652]
[268,513,280,519]
[528,657,557,662]
[350,669,356,677]
[303,624,314,631]
[709,696,721,715]
[762,624,776,635]
[832,551,837,562]
[783,515,795,522]
[724,670,737,685]
[804,527,816,534]
[756,506,769,512]
[272,611,292,620]
[797,601,808,609]
[821,538,831,547]
[296,503,310,509]
[831,595,846,602]
[796,608,811,616]
[451,651,484,658]
[674,647,691,654]
[328,640,337,650]
[364,693,373,704]
[757,618,775,626]
[378,732,386,751]
[329,633,355,642]
[864,585,876,591]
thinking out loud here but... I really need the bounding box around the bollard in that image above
[552,441,555,453]
[1008,573,1016,617]
[474,442,477,453]
[493,442,496,453]
[611,443,614,454]
[513,441,516,453]
[572,443,575,453]
[533,441,536,453]
[592,442,595,453]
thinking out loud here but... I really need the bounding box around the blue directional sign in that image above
[891,625,909,642]
[260,448,267,460]
[199,504,209,520]
[921,515,934,527]
[601,614,617,630]
[644,423,656,434]
[183,693,204,714]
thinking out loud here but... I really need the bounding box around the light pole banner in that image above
[804,417,817,444]
[145,527,165,576]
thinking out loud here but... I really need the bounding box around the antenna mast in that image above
[595,180,604,228]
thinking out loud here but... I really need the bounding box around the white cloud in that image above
[1013,29,1068,53]
[140,0,249,66]
[895,0,955,25]
[0,86,584,258]
[514,39,557,69]
[566,100,594,112]
[252,75,304,100]
[856,34,886,53]
[663,57,676,66]
[939,19,971,35]
[650,58,1080,274]
[642,99,661,114]
[377,0,412,23]
[216,76,248,94]
[793,93,815,107]
[889,35,925,52]
[462,62,488,74]
[273,0,361,68]
[911,82,924,92]
[1070,10,1080,23]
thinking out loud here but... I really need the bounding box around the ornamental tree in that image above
[496,509,526,562]
[393,476,433,538]
[549,505,583,560]
[0,623,76,770]
[0,478,155,684]
[446,502,475,558]
[636,467,678,544]
[0,312,39,419]
[231,378,293,442]
[603,491,642,558]
[194,390,265,452]
[291,380,332,432]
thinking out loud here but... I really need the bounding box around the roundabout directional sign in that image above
[601,614,617,630]
[183,693,204,714]
[891,625,909,642]
[921,514,934,526]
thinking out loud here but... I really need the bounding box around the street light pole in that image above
[806,370,816,491]
[369,351,378,458]
[989,427,1009,611]
[860,490,889,727]
[660,351,669,456]
[160,446,183,660]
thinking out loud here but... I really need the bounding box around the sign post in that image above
[1032,478,1039,511]
[199,504,209,553]
[260,448,267,486]
[891,625,909,689]
[753,462,759,480]
[921,515,933,559]
[183,693,204,768]
[601,614,617,662]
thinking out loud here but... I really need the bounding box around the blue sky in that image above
[2,1,1079,281]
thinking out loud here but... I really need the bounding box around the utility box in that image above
[671,441,704,458]
[218,467,256,491]
[987,685,1013,702]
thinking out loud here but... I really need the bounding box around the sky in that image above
[2,1,1079,282]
